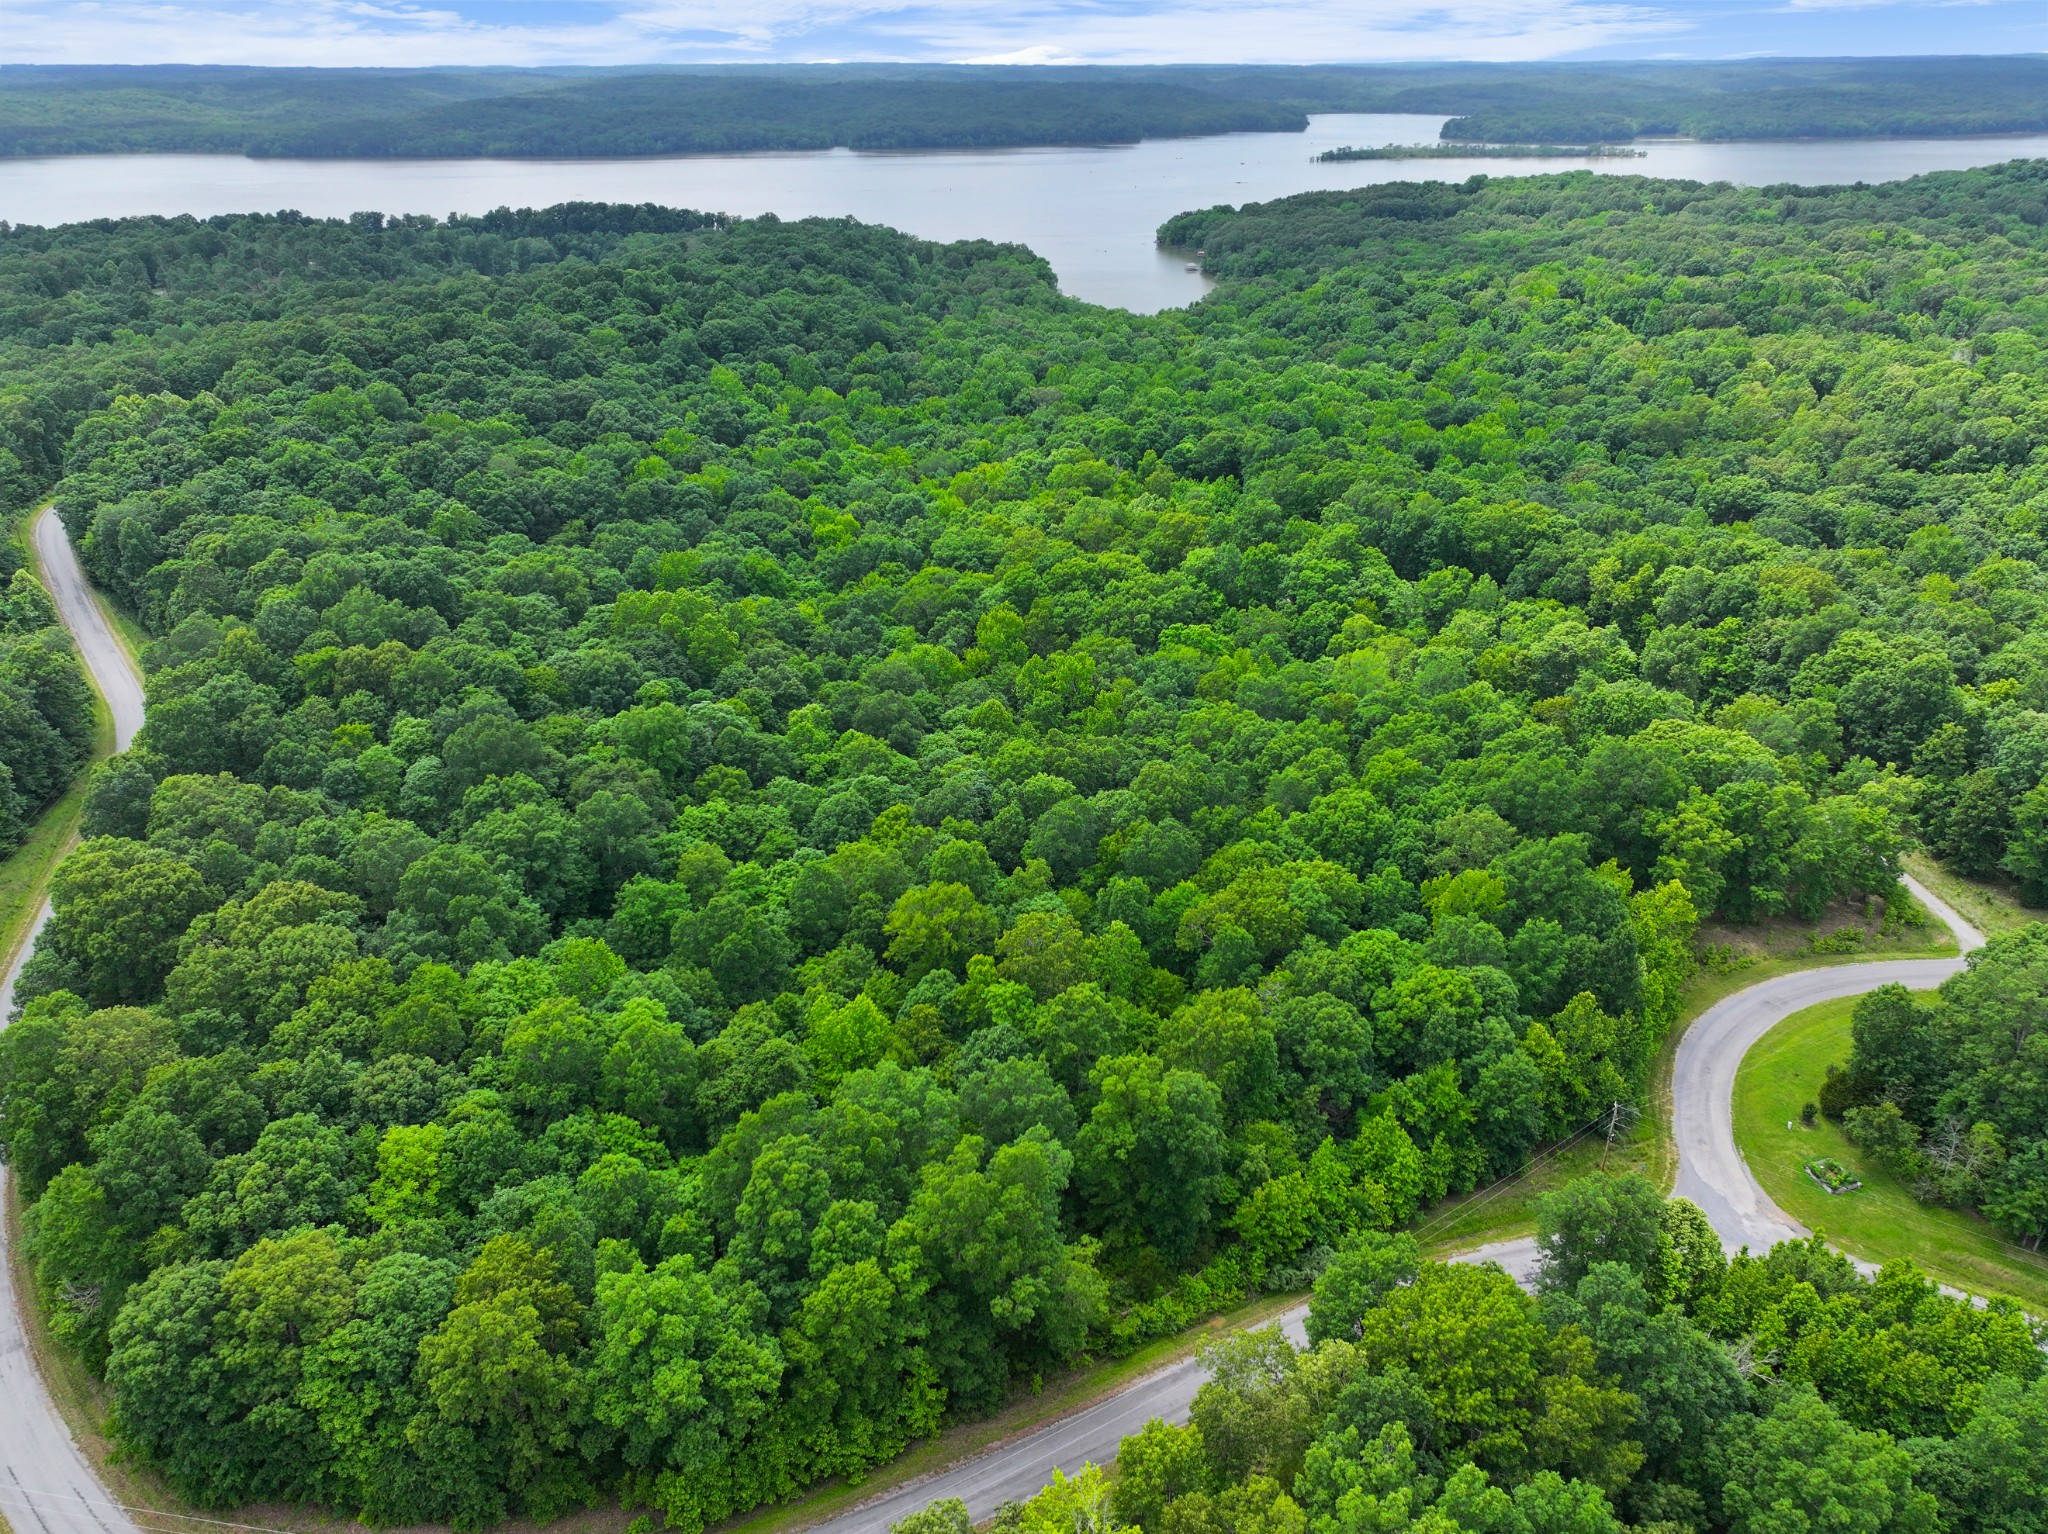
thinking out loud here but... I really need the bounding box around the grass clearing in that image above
[1731,994,2048,1313]
[1903,852,2039,940]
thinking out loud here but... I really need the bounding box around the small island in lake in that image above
[1317,143,1648,161]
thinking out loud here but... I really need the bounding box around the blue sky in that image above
[9,0,2045,67]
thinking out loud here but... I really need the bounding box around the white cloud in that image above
[956,43,1087,64]
[895,0,1679,65]
[0,0,2033,66]
[1781,0,1994,8]
[0,0,1679,64]
[0,0,617,66]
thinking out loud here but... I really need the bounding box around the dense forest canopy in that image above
[2,58,2047,157]
[0,157,2044,1531]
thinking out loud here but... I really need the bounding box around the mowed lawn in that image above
[1733,995,2048,1314]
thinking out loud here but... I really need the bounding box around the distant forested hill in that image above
[1,58,2046,158]
[0,67,1307,158]
[1417,56,2048,143]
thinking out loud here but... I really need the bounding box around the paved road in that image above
[0,508,146,1534]
[801,1306,1311,1534]
[1671,874,1983,1257]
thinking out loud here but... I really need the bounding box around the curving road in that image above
[1,508,146,1534]
[0,507,1994,1534]
[1671,874,1983,1258]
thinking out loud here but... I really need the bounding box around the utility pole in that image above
[1600,1100,1639,1169]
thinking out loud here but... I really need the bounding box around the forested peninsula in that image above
[1,58,2046,157]
[0,160,2046,1533]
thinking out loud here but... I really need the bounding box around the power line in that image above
[1408,1110,1611,1247]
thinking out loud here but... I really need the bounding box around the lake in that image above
[5,114,2048,312]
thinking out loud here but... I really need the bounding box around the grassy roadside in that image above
[1409,1123,1656,1258]
[1903,851,2039,940]
[93,585,148,671]
[1731,994,2048,1313]
[0,768,88,987]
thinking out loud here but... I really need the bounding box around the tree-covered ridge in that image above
[0,162,2040,1528]
[2,59,2047,157]
[1422,56,2048,145]
[247,75,1308,158]
[0,65,1314,158]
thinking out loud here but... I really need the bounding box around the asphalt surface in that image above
[1,509,146,1534]
[1670,874,1983,1258]
[0,514,1995,1534]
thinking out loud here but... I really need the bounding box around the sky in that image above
[4,0,2045,68]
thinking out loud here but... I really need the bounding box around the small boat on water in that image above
[1184,262,1200,272]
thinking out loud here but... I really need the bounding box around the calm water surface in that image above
[5,114,2047,312]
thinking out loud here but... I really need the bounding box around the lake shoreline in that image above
[4,115,2047,312]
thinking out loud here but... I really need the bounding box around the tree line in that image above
[1830,929,2048,1243]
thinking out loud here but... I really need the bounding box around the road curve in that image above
[1,508,147,1534]
[1671,874,1983,1257]
[34,506,147,754]
[803,1306,1310,1534]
